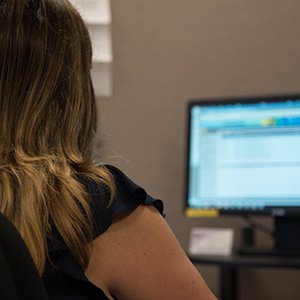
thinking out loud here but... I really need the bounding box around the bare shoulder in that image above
[85,205,217,300]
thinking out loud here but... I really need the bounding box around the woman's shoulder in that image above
[44,165,164,299]
[47,165,164,253]
[85,195,217,300]
[85,165,164,239]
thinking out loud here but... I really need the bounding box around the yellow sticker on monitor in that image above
[185,208,219,218]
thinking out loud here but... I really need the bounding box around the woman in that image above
[0,1,216,299]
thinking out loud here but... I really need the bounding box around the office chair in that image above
[0,212,48,300]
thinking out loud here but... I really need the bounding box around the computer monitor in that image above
[185,94,300,254]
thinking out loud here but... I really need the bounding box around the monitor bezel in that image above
[184,94,300,217]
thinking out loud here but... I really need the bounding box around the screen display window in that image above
[187,98,300,213]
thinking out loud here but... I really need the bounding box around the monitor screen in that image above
[185,95,300,217]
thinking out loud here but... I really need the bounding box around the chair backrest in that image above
[0,212,48,300]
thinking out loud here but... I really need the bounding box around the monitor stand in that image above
[239,216,300,257]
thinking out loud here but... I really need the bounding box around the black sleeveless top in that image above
[42,166,164,300]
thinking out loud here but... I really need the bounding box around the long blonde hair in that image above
[0,0,114,274]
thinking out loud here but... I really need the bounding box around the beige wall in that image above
[97,1,300,299]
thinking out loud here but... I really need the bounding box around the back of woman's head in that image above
[0,0,95,160]
[0,0,113,274]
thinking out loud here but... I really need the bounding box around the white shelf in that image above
[88,25,113,63]
[69,0,113,97]
[69,0,111,24]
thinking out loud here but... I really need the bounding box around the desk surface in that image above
[189,254,300,269]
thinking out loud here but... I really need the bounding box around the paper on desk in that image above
[189,227,234,256]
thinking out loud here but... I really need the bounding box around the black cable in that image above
[243,214,275,238]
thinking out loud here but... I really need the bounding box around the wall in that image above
[97,1,300,299]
